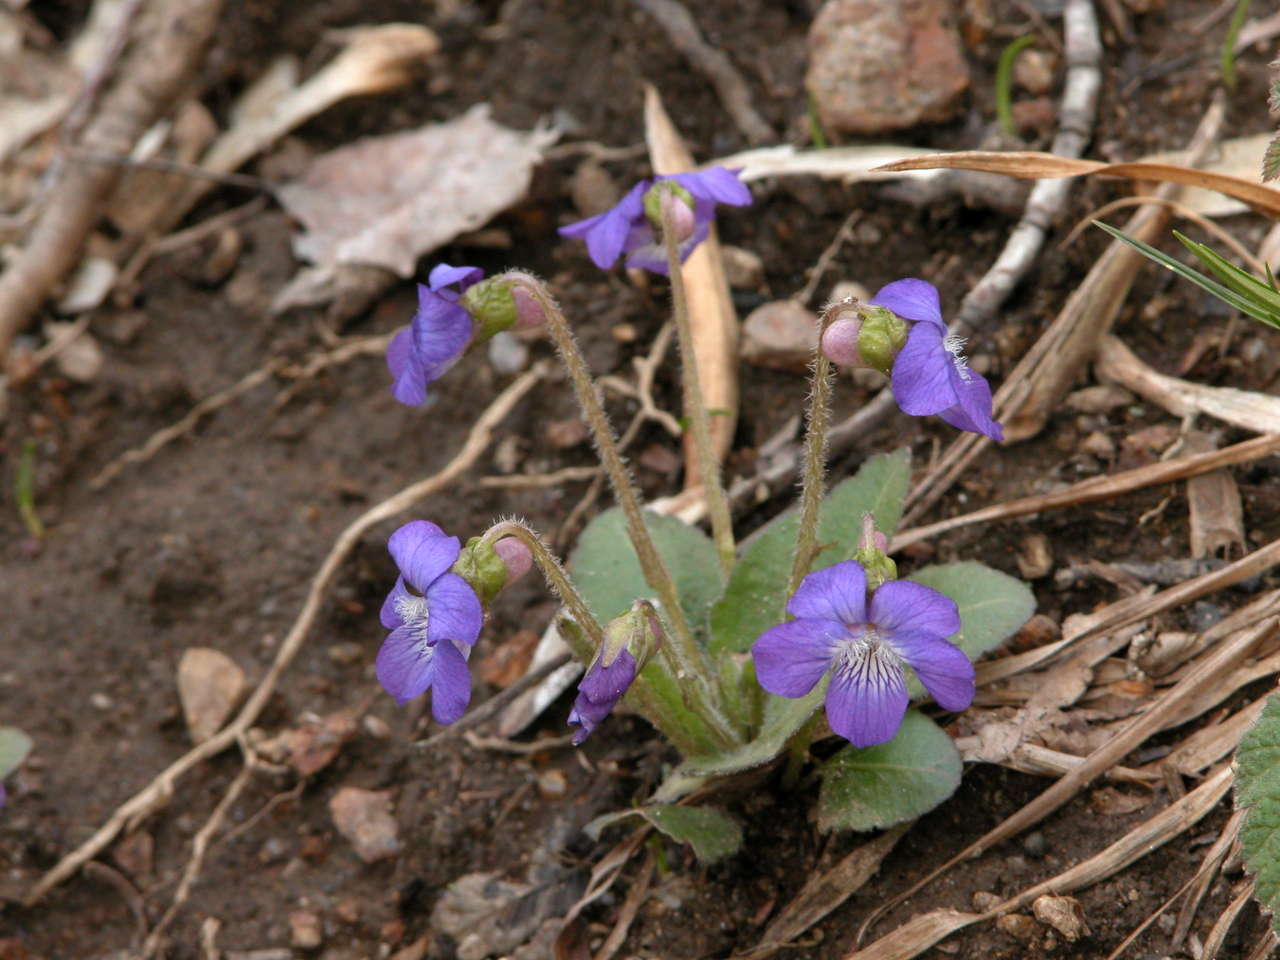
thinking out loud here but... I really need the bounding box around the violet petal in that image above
[752,618,844,697]
[870,278,944,328]
[426,638,471,724]
[388,521,460,592]
[869,580,960,640]
[375,623,435,705]
[891,322,958,416]
[425,572,483,647]
[892,631,976,711]
[379,575,411,630]
[786,561,867,625]
[825,646,909,748]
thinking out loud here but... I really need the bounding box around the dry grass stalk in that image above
[26,363,549,905]
[845,765,1234,959]
[1201,881,1256,960]
[643,83,739,478]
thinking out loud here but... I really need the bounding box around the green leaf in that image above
[571,507,723,631]
[817,710,962,832]
[570,508,726,757]
[1235,692,1280,931]
[995,36,1036,137]
[587,803,743,863]
[0,727,31,779]
[708,449,911,658]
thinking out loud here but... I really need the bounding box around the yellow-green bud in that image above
[452,536,509,606]
[857,305,909,376]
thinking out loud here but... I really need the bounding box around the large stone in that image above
[740,300,818,372]
[807,0,970,135]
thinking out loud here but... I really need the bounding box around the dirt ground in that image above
[4,1,1280,958]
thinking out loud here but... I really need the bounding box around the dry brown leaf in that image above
[176,648,246,744]
[1183,432,1245,559]
[275,104,555,303]
[1089,786,1151,816]
[874,151,1280,218]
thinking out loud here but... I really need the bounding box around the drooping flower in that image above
[568,647,638,745]
[752,560,974,748]
[386,264,484,406]
[559,167,752,275]
[377,520,484,723]
[870,279,1004,441]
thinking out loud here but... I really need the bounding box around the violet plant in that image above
[0,726,31,811]
[372,167,1034,856]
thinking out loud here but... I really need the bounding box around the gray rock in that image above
[806,0,969,135]
[740,299,818,372]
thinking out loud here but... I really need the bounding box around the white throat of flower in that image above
[834,628,904,686]
[394,592,432,649]
[943,333,972,382]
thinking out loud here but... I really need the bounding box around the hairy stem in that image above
[660,208,737,574]
[481,521,605,646]
[788,305,838,595]
[510,277,742,748]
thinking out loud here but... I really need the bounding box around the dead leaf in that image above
[1139,133,1273,217]
[176,648,246,743]
[276,103,556,287]
[329,786,400,863]
[1183,432,1245,559]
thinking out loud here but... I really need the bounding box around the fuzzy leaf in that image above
[817,710,962,832]
[708,448,911,658]
[1236,692,1280,931]
[684,681,827,777]
[0,727,31,779]
[1265,133,1280,183]
[587,803,743,863]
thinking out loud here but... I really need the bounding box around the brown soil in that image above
[3,1,1279,959]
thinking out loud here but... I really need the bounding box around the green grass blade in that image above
[1172,232,1280,315]
[1092,221,1280,330]
[995,35,1036,137]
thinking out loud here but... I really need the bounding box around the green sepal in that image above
[853,546,897,589]
[452,536,509,606]
[459,278,519,341]
[857,306,908,375]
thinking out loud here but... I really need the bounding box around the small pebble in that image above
[972,891,1002,911]
[1022,830,1047,858]
[488,331,529,375]
[1080,431,1115,459]
[289,909,323,950]
[612,323,638,343]
[995,913,1040,942]
[327,642,363,665]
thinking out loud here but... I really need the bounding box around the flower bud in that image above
[511,284,545,330]
[643,182,696,242]
[492,536,532,586]
[820,312,864,367]
[852,513,896,589]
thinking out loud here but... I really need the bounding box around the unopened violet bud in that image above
[820,312,865,368]
[567,600,661,744]
[644,184,697,242]
[492,536,532,587]
[511,284,545,331]
[459,277,519,342]
[852,513,896,589]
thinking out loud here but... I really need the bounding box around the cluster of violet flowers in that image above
[372,166,1002,750]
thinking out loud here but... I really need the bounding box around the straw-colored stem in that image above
[511,278,742,748]
[788,307,837,595]
[659,209,737,575]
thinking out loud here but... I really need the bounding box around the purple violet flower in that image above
[377,520,484,723]
[871,279,1004,442]
[752,560,974,748]
[387,264,484,406]
[0,783,6,809]
[558,167,752,275]
[567,648,637,744]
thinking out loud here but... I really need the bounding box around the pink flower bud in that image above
[512,284,545,330]
[820,313,865,367]
[660,191,697,243]
[493,536,532,586]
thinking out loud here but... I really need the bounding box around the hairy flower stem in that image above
[480,521,605,647]
[787,307,838,596]
[510,278,742,749]
[659,208,737,575]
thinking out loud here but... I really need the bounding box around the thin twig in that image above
[25,363,548,905]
